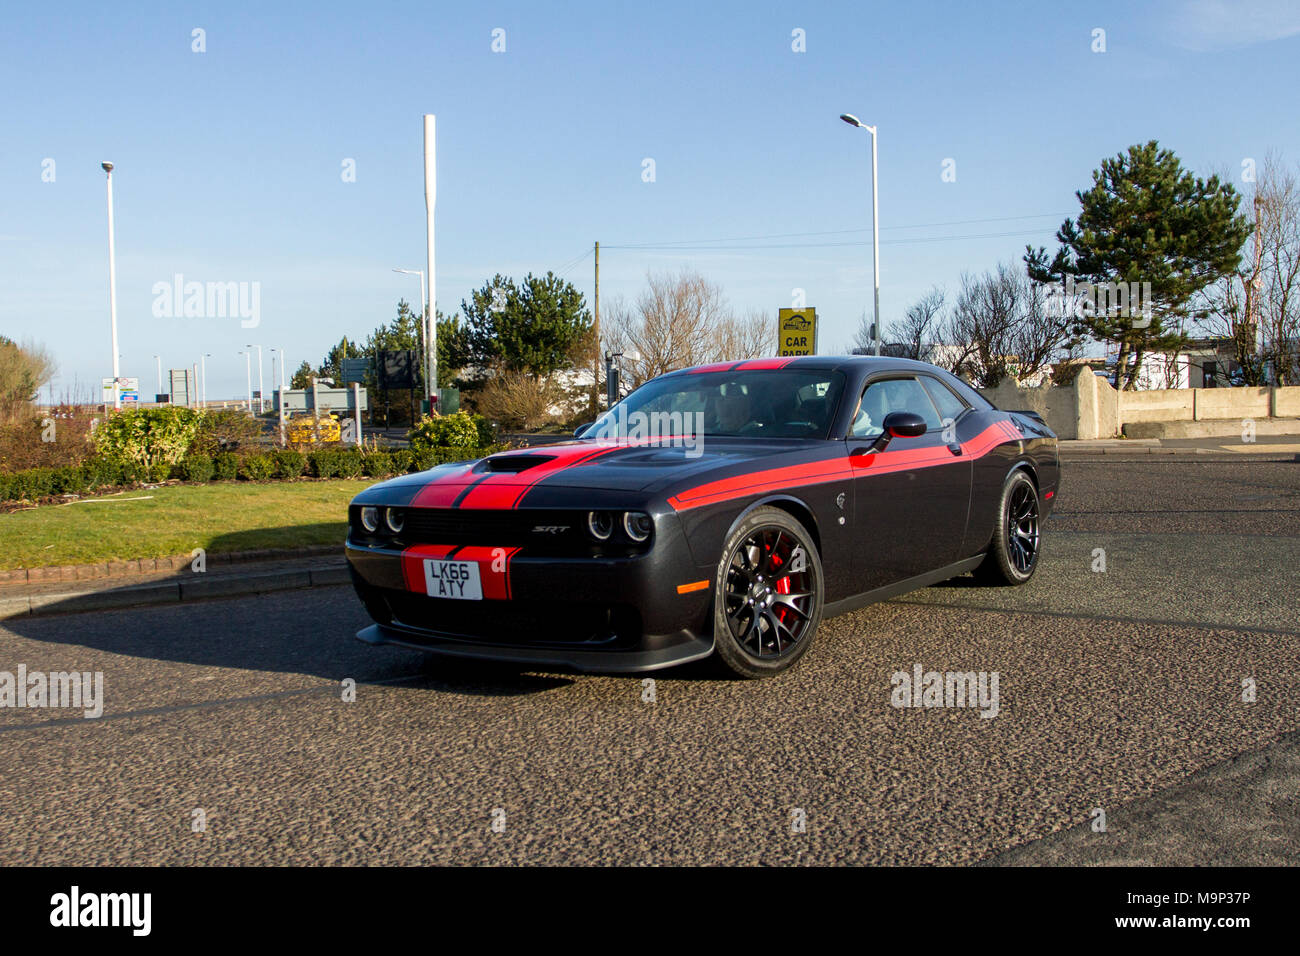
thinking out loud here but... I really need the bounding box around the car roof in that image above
[662,355,951,377]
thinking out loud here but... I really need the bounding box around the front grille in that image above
[401,508,588,553]
[383,591,641,647]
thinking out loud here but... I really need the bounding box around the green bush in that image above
[93,406,203,471]
[181,455,215,483]
[473,415,497,447]
[0,443,505,503]
[362,452,394,478]
[409,444,503,472]
[238,454,274,481]
[271,449,306,478]
[192,408,263,456]
[79,457,121,490]
[213,452,239,481]
[408,411,493,451]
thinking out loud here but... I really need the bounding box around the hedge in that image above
[0,444,506,504]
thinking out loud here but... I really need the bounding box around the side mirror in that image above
[884,411,927,439]
[856,411,927,454]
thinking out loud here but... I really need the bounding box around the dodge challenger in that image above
[346,356,1059,678]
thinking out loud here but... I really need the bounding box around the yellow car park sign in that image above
[778,308,817,356]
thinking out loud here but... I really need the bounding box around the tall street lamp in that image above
[239,350,253,412]
[270,347,287,394]
[153,354,162,399]
[840,114,881,357]
[246,344,264,413]
[201,353,212,408]
[103,161,121,407]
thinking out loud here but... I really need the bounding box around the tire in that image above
[711,506,824,678]
[974,469,1041,586]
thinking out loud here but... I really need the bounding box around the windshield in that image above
[589,369,846,440]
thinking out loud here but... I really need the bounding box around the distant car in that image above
[345,357,1060,678]
[288,413,340,444]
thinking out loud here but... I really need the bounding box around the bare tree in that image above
[937,264,1072,387]
[0,337,54,423]
[716,308,773,362]
[605,270,768,388]
[1200,156,1300,384]
[885,287,945,359]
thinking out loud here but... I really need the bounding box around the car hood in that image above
[350,438,837,509]
[484,438,827,493]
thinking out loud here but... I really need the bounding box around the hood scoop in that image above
[477,454,555,474]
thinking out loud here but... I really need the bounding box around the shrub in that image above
[80,457,122,491]
[238,453,274,481]
[93,406,203,471]
[271,449,306,478]
[213,452,239,480]
[362,452,394,478]
[181,455,215,483]
[408,410,489,451]
[388,449,414,474]
[409,444,503,472]
[192,408,263,456]
[0,403,99,474]
[472,371,567,431]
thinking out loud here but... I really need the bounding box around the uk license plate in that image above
[423,559,482,600]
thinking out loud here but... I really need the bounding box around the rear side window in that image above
[943,374,994,411]
[920,376,968,423]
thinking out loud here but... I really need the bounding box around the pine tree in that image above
[1025,141,1250,389]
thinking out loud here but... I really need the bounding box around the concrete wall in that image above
[1118,388,1193,424]
[1193,387,1271,420]
[978,376,1300,440]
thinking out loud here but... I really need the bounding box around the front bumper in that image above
[345,534,717,673]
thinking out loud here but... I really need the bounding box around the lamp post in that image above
[270,347,286,393]
[240,350,253,412]
[424,113,437,411]
[246,344,264,413]
[839,114,881,356]
[201,353,212,408]
[153,354,162,399]
[102,162,121,407]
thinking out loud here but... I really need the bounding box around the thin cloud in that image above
[1168,0,1300,50]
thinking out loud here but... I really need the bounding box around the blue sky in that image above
[3,0,1299,400]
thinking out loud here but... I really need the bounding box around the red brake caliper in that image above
[770,551,792,623]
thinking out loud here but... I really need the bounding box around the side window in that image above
[920,376,969,425]
[850,377,943,438]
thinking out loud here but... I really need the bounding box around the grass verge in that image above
[0,480,371,569]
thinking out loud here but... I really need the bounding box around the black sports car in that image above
[346,356,1059,677]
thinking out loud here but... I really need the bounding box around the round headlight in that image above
[360,506,379,533]
[587,511,613,541]
[623,511,653,542]
[384,508,404,533]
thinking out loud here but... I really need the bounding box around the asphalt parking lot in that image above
[2,458,1298,865]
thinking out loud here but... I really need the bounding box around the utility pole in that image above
[593,240,601,413]
[103,162,120,408]
[424,114,437,412]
